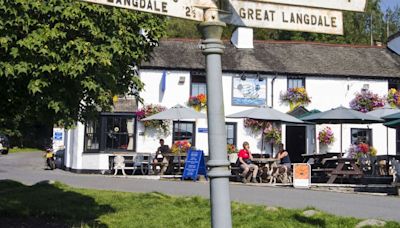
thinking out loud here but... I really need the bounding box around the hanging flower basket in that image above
[187,93,207,111]
[280,87,311,111]
[387,88,400,108]
[349,90,385,113]
[171,141,191,154]
[318,127,335,145]
[136,104,170,135]
[243,118,270,134]
[263,127,282,145]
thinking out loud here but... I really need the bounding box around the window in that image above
[351,128,372,145]
[103,115,135,151]
[388,79,400,90]
[287,77,305,89]
[191,71,206,96]
[226,122,237,146]
[84,120,100,152]
[173,121,195,146]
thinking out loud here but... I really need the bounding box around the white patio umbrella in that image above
[142,104,206,144]
[226,106,304,155]
[302,106,384,154]
[142,104,206,121]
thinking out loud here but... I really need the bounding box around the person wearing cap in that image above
[237,141,258,183]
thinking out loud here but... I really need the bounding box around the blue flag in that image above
[161,70,166,92]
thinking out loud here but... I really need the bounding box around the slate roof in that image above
[141,39,400,78]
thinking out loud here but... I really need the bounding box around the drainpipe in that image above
[271,74,277,108]
[270,74,278,157]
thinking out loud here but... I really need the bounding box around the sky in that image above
[381,0,399,11]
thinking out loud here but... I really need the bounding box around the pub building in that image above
[62,36,400,173]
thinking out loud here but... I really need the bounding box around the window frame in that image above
[190,71,207,97]
[172,121,196,147]
[350,128,373,146]
[388,79,400,91]
[287,76,306,89]
[99,113,137,153]
[83,119,101,153]
[225,122,237,147]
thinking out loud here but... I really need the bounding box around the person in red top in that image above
[238,141,259,183]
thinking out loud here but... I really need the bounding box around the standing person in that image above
[153,139,170,175]
[238,141,259,183]
[275,143,291,173]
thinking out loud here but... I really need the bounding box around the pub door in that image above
[285,126,306,163]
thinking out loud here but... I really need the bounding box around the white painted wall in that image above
[64,123,85,170]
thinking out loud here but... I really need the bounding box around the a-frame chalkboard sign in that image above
[182,150,207,181]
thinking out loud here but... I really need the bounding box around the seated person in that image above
[153,139,170,175]
[238,141,259,183]
[275,143,291,173]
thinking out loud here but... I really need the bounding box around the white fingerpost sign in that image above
[224,0,344,35]
[242,0,367,12]
[80,0,204,21]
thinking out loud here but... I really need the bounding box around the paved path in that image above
[1,152,400,222]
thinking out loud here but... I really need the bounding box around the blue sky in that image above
[381,0,399,11]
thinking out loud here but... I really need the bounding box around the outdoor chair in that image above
[113,155,128,176]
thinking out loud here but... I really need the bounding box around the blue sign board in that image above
[182,150,207,181]
[198,128,208,133]
[54,132,63,141]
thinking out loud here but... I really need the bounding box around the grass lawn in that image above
[0,180,399,228]
[9,147,44,153]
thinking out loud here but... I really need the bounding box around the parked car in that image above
[0,134,9,154]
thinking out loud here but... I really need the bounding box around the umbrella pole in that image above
[261,131,264,158]
[387,126,389,175]
[340,123,343,158]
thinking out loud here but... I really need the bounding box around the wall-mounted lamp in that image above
[178,76,185,85]
[240,72,246,81]
[257,72,264,82]
[362,84,369,91]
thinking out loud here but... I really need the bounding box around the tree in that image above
[0,0,166,141]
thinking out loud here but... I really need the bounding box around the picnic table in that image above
[252,158,284,183]
[162,153,187,174]
[322,157,363,184]
[252,158,279,167]
[302,152,343,163]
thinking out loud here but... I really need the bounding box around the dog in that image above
[378,160,388,176]
[260,163,291,184]
[391,158,400,184]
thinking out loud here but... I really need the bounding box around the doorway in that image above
[286,126,306,163]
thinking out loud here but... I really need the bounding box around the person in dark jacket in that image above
[275,143,291,173]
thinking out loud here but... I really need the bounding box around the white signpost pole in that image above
[199,7,233,228]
